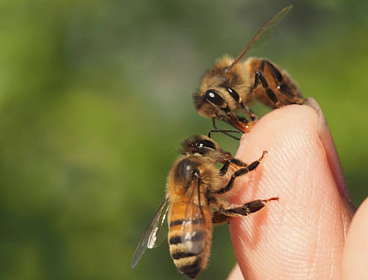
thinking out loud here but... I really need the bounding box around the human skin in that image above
[225,101,359,280]
[342,196,368,280]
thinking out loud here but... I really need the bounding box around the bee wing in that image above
[181,181,206,254]
[228,5,293,68]
[131,194,170,268]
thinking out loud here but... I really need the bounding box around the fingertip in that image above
[342,197,368,280]
[228,105,352,279]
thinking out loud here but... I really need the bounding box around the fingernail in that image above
[303,98,329,136]
[303,98,355,210]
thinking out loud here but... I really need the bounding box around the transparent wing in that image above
[228,5,293,69]
[181,180,206,254]
[131,194,170,268]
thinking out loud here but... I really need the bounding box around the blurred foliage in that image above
[0,0,367,280]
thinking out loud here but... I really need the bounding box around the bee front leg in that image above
[208,118,242,141]
[239,103,258,121]
[216,151,267,194]
[219,158,247,176]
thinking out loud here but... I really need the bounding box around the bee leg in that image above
[219,158,247,176]
[209,118,241,140]
[240,103,258,121]
[223,87,258,121]
[216,151,267,194]
[254,68,281,107]
[208,129,241,140]
[212,211,230,224]
[264,60,304,104]
[218,197,279,218]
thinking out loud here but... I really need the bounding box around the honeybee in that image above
[193,6,304,133]
[131,135,278,279]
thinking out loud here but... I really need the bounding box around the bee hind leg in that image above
[254,65,281,107]
[250,59,304,107]
[217,197,279,219]
[264,60,304,104]
[212,211,230,224]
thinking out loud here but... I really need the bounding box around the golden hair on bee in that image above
[193,5,305,134]
[132,135,278,279]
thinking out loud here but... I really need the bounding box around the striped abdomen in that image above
[168,201,212,279]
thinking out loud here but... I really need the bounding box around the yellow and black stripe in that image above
[168,201,212,280]
[169,220,205,279]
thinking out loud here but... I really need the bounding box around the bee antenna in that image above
[226,5,293,71]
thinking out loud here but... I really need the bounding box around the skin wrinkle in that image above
[316,156,346,278]
[305,110,342,277]
[265,228,309,276]
[235,213,271,277]
[333,213,345,278]
[311,198,326,278]
[309,147,341,278]
[280,213,315,276]
[275,120,311,189]
[289,174,322,274]
[329,218,342,279]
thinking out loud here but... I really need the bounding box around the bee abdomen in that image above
[171,251,197,259]
[174,256,202,279]
[168,231,206,252]
[169,230,205,279]
[169,242,203,279]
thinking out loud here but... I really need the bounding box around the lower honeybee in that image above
[131,135,278,279]
[193,6,304,133]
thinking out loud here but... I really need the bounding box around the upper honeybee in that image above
[131,135,278,279]
[193,6,304,133]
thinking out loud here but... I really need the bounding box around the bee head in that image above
[180,135,232,163]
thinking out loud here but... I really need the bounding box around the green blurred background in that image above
[0,0,367,279]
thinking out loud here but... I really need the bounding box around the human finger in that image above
[227,263,243,280]
[227,104,354,280]
[342,196,368,280]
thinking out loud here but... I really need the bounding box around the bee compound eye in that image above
[197,140,215,150]
[204,90,225,106]
[226,87,240,102]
